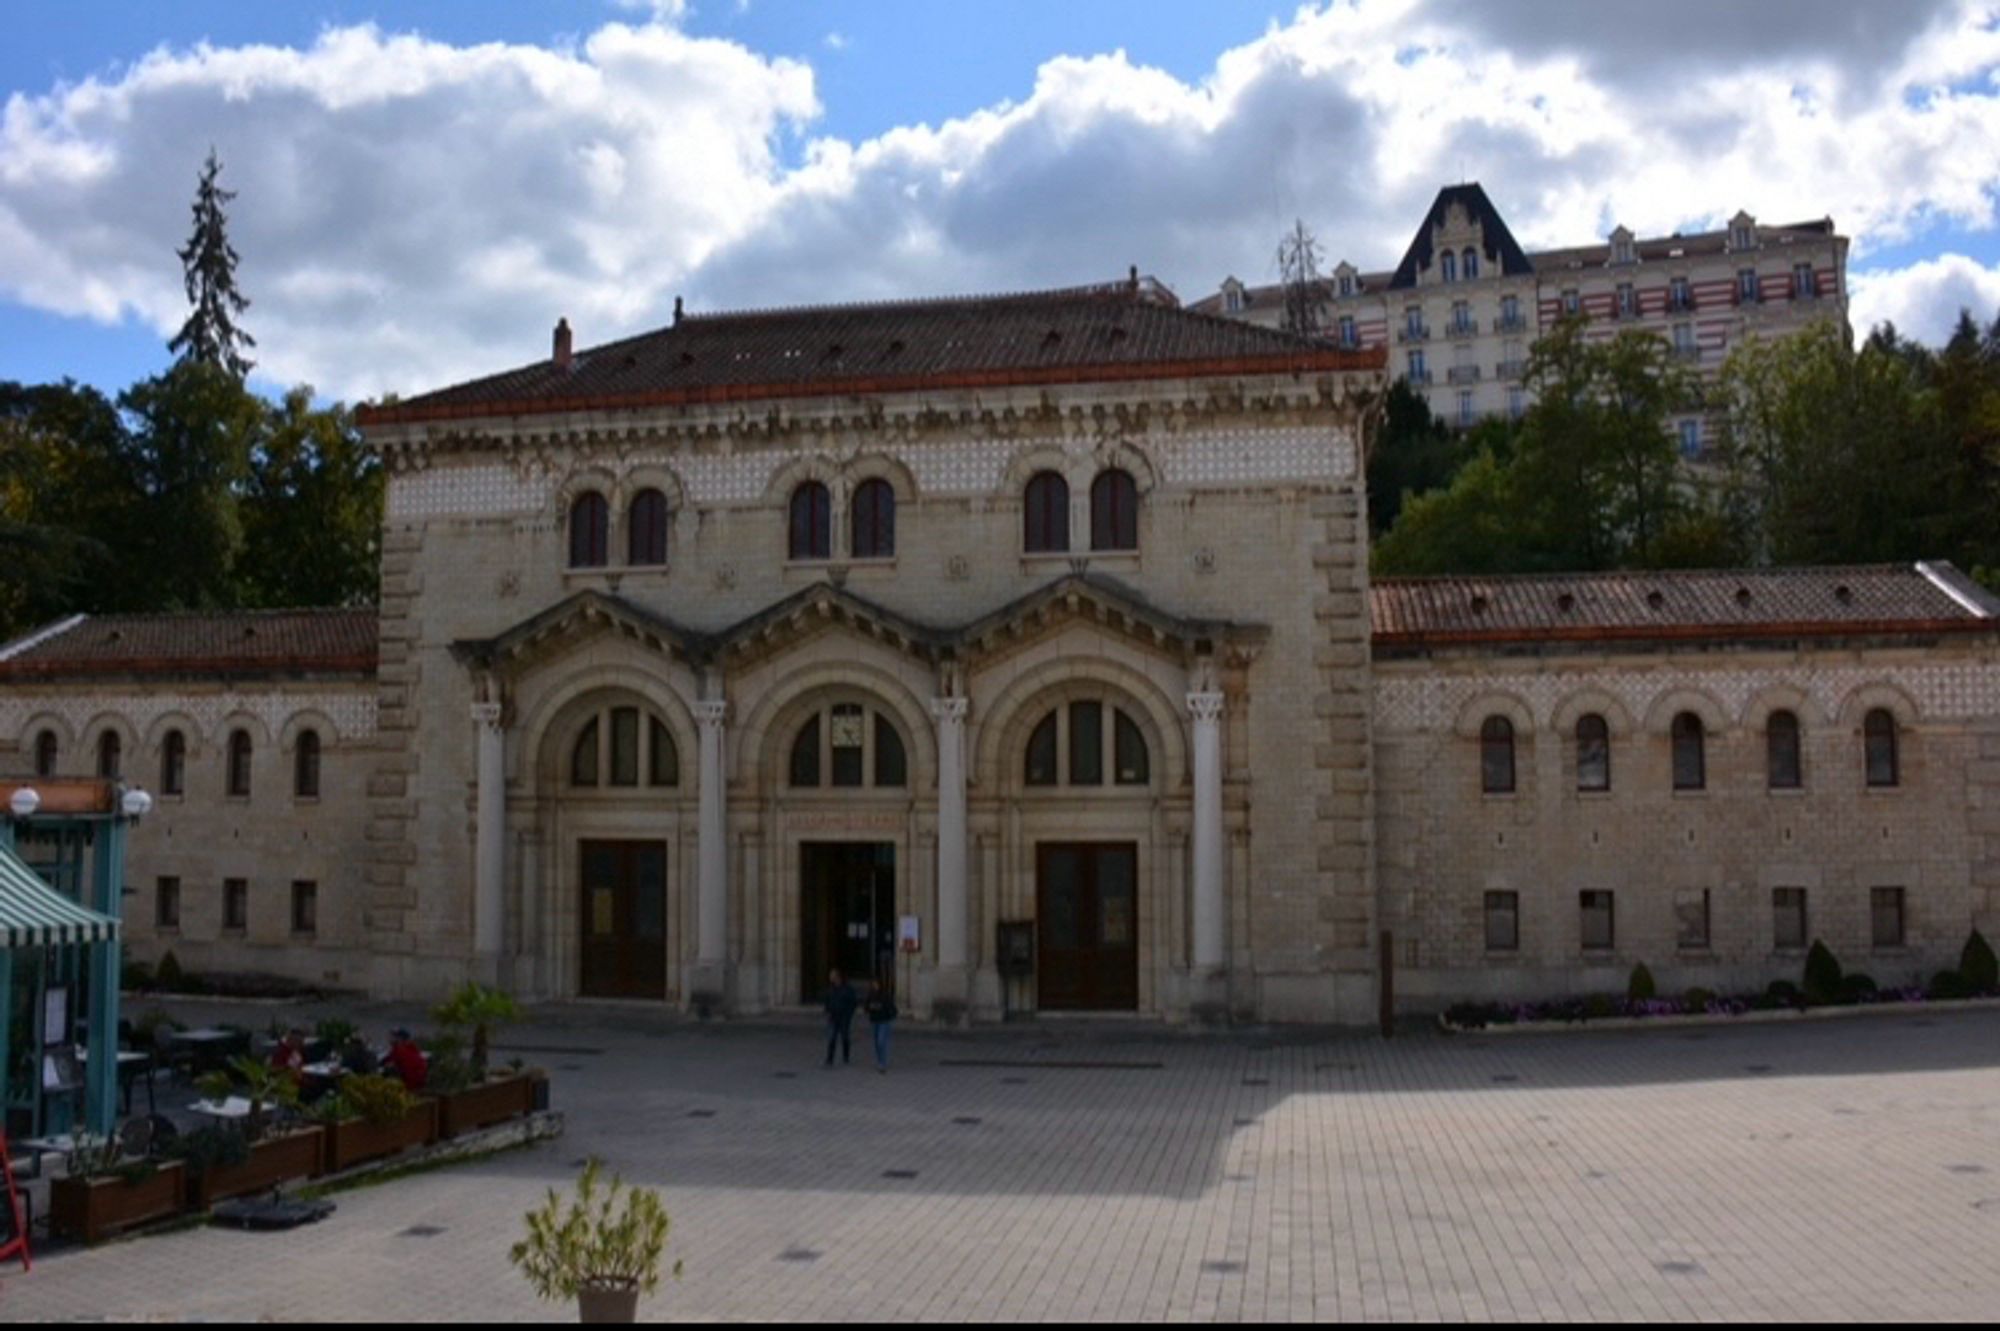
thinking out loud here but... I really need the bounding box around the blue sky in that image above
[2,0,1997,401]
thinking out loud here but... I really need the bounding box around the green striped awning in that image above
[0,841,118,948]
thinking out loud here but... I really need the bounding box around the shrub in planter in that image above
[313,1074,438,1172]
[511,1158,681,1324]
[1929,969,1974,1000]
[432,981,520,1080]
[1627,964,1657,1003]
[1802,940,1844,1005]
[50,1134,186,1243]
[1961,930,1999,993]
[199,1055,301,1144]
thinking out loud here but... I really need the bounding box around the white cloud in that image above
[1850,254,2000,344]
[824,32,849,52]
[0,1,1997,399]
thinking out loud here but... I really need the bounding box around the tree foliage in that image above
[168,149,257,379]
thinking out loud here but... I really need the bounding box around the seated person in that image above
[268,1028,307,1085]
[339,1034,378,1076]
[383,1028,427,1091]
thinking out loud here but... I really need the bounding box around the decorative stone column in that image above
[931,697,970,1015]
[472,701,506,961]
[693,699,730,1002]
[1188,691,1226,980]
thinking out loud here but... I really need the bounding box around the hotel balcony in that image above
[1447,364,1482,384]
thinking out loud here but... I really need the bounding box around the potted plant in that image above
[510,1158,681,1324]
[312,1073,439,1172]
[431,983,540,1137]
[49,1134,185,1243]
[186,1056,323,1207]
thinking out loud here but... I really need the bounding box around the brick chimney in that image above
[553,317,573,369]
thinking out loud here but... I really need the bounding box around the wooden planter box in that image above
[323,1098,439,1173]
[436,1073,536,1138]
[50,1161,186,1243]
[188,1127,326,1210]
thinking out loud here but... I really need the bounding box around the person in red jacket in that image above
[268,1029,306,1086]
[383,1028,427,1091]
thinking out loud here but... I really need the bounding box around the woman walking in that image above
[864,976,898,1074]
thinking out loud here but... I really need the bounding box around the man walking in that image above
[822,968,858,1066]
[864,977,898,1074]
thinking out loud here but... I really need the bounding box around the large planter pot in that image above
[188,1127,326,1210]
[50,1161,186,1243]
[323,1098,439,1173]
[577,1284,640,1324]
[437,1073,535,1138]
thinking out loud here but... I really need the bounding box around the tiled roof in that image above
[0,609,379,681]
[362,277,1382,426]
[1370,563,2000,649]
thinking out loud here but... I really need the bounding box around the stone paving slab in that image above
[4,1007,1997,1321]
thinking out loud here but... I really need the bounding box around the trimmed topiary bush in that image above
[1930,969,1974,1000]
[154,950,183,989]
[1802,940,1844,1005]
[1960,930,1998,993]
[1839,973,1877,1001]
[1627,963,1657,1003]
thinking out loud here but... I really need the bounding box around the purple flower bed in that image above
[1444,979,1972,1031]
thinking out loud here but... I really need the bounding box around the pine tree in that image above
[168,149,256,379]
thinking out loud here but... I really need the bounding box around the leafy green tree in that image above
[1366,379,1467,536]
[237,389,383,608]
[116,361,262,611]
[0,381,133,636]
[168,149,257,379]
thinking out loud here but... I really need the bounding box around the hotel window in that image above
[1871,887,1906,948]
[1479,715,1516,794]
[1575,714,1610,791]
[1500,294,1520,326]
[156,877,180,931]
[227,729,253,798]
[1449,300,1470,335]
[1737,268,1760,302]
[627,488,669,566]
[223,878,248,933]
[1457,391,1474,426]
[788,702,907,789]
[1677,420,1701,460]
[568,492,608,568]
[1671,713,1706,791]
[1616,282,1635,317]
[291,880,318,937]
[1507,387,1525,420]
[96,731,122,780]
[1793,263,1816,299]
[1023,471,1069,553]
[1766,710,1802,789]
[1579,891,1615,950]
[294,730,321,799]
[161,730,186,796]
[1484,891,1518,951]
[1407,349,1428,382]
[1562,288,1580,315]
[1338,274,1354,296]
[1089,469,1138,552]
[1223,286,1242,314]
[1669,276,1691,311]
[1338,314,1357,346]
[1613,236,1634,265]
[1731,222,1755,250]
[788,481,831,560]
[1772,888,1808,951]
[1675,889,1712,951]
[850,478,895,559]
[1440,250,1456,282]
[1863,708,1899,787]
[1462,247,1479,279]
[1404,305,1424,338]
[1673,322,1694,353]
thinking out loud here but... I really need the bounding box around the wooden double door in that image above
[1036,842,1138,1010]
[579,840,668,999]
[799,841,896,1000]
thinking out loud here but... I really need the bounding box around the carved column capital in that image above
[470,701,504,731]
[1186,691,1225,724]
[930,697,969,725]
[693,700,729,728]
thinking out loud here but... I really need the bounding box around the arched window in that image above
[33,730,57,777]
[227,729,253,798]
[1090,470,1138,552]
[294,730,321,799]
[161,730,186,796]
[96,731,122,780]
[1766,710,1802,789]
[568,492,608,568]
[1575,713,1610,791]
[1864,708,1899,787]
[1479,716,1515,794]
[1440,250,1457,282]
[1022,702,1150,788]
[571,718,600,788]
[789,481,830,560]
[568,707,679,788]
[787,703,906,788]
[1462,247,1479,280]
[649,717,678,787]
[1023,471,1069,553]
[850,478,895,559]
[1671,712,1705,791]
[627,488,668,566]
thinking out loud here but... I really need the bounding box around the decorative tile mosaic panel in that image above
[1,692,378,743]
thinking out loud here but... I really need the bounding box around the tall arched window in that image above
[1462,247,1479,280]
[568,707,678,788]
[571,718,600,787]
[627,488,668,566]
[787,702,906,788]
[1671,712,1705,791]
[1023,471,1069,553]
[850,478,895,559]
[1479,716,1515,793]
[568,492,608,568]
[1863,708,1899,787]
[227,729,253,798]
[1575,714,1610,791]
[1090,469,1138,551]
[33,730,57,777]
[96,731,122,780]
[1440,250,1457,282]
[649,717,678,787]
[789,481,831,560]
[1023,701,1150,788]
[161,730,186,796]
[1766,710,1802,789]
[294,730,321,799]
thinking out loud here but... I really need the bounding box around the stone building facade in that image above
[3,277,1995,1023]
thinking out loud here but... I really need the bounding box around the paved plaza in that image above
[6,1004,2000,1321]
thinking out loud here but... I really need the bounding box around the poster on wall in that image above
[899,915,920,952]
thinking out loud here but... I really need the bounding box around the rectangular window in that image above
[1738,268,1760,302]
[1579,891,1615,950]
[1500,294,1521,327]
[1617,282,1635,317]
[1793,263,1815,299]
[1675,890,1711,950]
[829,703,865,787]
[1406,349,1427,381]
[1450,300,1470,334]
[1068,701,1103,786]
[291,880,318,937]
[1674,322,1694,352]
[1457,390,1474,426]
[156,876,180,930]
[1484,891,1519,952]
[1507,387,1525,420]
[1772,887,1808,951]
[610,707,640,787]
[223,878,248,933]
[1871,887,1906,948]
[1404,305,1423,337]
[1678,420,1701,459]
[1562,288,1579,315]
[1669,276,1691,311]
[1338,314,1356,346]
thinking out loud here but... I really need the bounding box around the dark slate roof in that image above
[363,277,1382,426]
[1387,183,1536,290]
[1532,218,1839,272]
[0,609,379,681]
[1371,563,2000,649]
